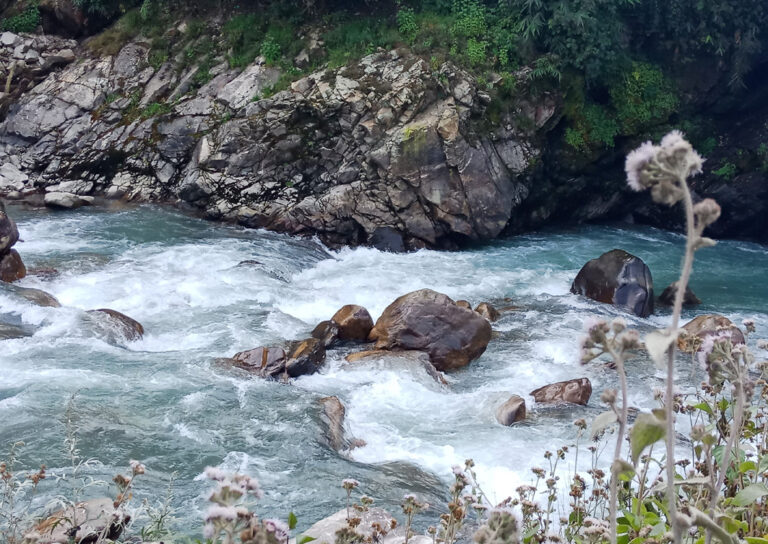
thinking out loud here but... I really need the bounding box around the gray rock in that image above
[24,497,129,543]
[0,32,20,47]
[496,395,526,425]
[531,378,592,406]
[44,192,94,209]
[218,61,281,109]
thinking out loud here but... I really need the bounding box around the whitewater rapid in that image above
[1,204,767,534]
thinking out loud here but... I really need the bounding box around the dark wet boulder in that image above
[678,314,745,353]
[531,378,592,406]
[475,302,500,322]
[87,309,144,341]
[0,205,19,254]
[311,320,339,347]
[0,249,26,282]
[571,249,654,317]
[331,304,374,342]
[368,226,405,253]
[285,337,326,377]
[496,395,526,425]
[658,282,701,307]
[368,289,492,371]
[231,346,287,378]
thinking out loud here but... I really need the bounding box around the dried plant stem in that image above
[666,178,696,544]
[706,375,745,544]
[606,346,629,544]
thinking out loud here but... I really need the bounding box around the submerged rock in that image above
[496,394,526,425]
[318,396,364,451]
[368,289,492,371]
[0,249,26,282]
[678,314,745,353]
[531,378,592,406]
[658,282,701,307]
[571,249,654,317]
[87,308,144,341]
[331,304,374,342]
[345,349,448,386]
[0,321,31,339]
[14,287,61,307]
[25,497,130,544]
[475,302,500,322]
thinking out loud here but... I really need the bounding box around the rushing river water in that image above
[1,203,767,536]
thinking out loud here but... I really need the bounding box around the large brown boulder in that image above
[0,249,26,282]
[368,289,492,371]
[678,314,745,353]
[87,309,144,341]
[496,395,526,425]
[531,378,592,406]
[232,346,287,378]
[331,304,374,341]
[571,249,654,317]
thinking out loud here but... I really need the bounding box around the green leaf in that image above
[644,329,678,369]
[298,537,317,544]
[612,459,635,481]
[289,512,298,530]
[592,410,618,437]
[733,483,768,506]
[690,401,714,416]
[740,461,758,474]
[629,412,666,464]
[758,455,768,474]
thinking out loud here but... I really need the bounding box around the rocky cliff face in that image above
[1,29,766,248]
[0,35,559,249]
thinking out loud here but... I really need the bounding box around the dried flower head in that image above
[625,131,704,207]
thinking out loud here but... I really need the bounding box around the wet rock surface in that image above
[571,249,654,317]
[530,378,592,406]
[368,288,492,371]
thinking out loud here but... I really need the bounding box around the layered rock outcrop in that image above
[0,41,557,249]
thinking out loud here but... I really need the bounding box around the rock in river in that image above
[571,249,654,317]
[368,289,491,371]
[331,304,374,342]
[530,378,592,406]
[678,314,745,353]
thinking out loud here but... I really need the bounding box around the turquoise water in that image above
[1,204,766,535]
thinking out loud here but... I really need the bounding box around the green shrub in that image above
[466,37,487,66]
[451,0,485,38]
[0,1,40,33]
[610,62,678,135]
[713,161,738,180]
[260,36,281,65]
[397,5,418,43]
